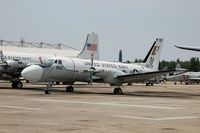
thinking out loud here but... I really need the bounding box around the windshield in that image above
[39,59,54,68]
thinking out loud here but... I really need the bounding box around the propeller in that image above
[89,54,94,86]
[39,56,43,64]
[0,50,5,63]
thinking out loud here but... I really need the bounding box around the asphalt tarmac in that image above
[0,81,200,133]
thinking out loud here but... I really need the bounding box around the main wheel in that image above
[117,88,123,94]
[12,83,17,88]
[113,88,123,95]
[16,82,23,89]
[128,83,132,86]
[114,88,118,94]
[146,83,150,86]
[66,86,74,92]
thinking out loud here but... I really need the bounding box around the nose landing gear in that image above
[45,82,53,94]
[11,79,23,89]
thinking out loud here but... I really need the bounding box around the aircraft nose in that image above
[21,65,43,82]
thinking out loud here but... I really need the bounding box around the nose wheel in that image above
[11,80,23,89]
[113,88,123,95]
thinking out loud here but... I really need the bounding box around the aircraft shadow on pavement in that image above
[1,86,199,99]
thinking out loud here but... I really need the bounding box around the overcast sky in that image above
[0,0,200,61]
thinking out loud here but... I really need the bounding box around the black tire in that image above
[12,83,17,89]
[118,88,123,94]
[45,90,51,94]
[16,82,23,89]
[128,83,132,86]
[113,88,123,95]
[113,88,118,94]
[66,86,74,92]
[70,86,74,92]
[146,83,150,86]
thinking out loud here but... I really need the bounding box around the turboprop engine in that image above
[1,60,26,78]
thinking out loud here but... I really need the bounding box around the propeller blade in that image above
[0,50,5,63]
[89,54,94,86]
[39,57,43,64]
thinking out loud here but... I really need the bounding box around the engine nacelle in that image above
[3,60,26,77]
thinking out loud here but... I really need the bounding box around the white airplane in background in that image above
[174,45,200,84]
[22,38,174,94]
[179,72,200,84]
[0,33,99,88]
[166,69,200,85]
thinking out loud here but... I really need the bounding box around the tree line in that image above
[127,57,200,72]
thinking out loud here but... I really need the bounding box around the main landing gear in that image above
[65,86,74,92]
[11,79,23,89]
[113,87,123,95]
[44,83,75,94]
[146,82,154,86]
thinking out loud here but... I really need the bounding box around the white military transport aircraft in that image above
[22,38,174,94]
[0,33,99,88]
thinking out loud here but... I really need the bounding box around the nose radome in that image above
[21,65,43,82]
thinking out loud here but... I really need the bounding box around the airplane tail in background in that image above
[77,33,99,60]
[143,38,164,70]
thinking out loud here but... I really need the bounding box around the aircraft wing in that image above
[116,70,175,83]
[175,45,200,52]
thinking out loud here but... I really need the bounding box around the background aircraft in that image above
[172,45,200,84]
[0,33,99,88]
[175,45,200,52]
[22,38,174,94]
[166,72,200,85]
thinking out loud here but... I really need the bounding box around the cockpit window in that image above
[39,59,54,68]
[58,60,62,64]
[54,60,58,64]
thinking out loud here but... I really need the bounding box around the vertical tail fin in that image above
[175,63,181,70]
[77,33,99,60]
[144,38,163,70]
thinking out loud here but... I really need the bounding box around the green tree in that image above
[189,57,199,72]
